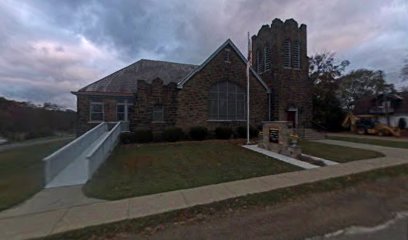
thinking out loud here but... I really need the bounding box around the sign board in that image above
[269,128,279,143]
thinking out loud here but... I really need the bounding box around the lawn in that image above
[301,140,385,163]
[328,136,408,149]
[83,141,301,200]
[0,139,71,211]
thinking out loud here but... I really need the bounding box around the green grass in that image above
[0,139,71,211]
[83,141,301,200]
[301,140,385,162]
[328,136,408,149]
[41,163,408,240]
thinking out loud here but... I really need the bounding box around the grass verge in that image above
[301,140,385,162]
[41,163,408,240]
[0,139,71,211]
[328,136,408,149]
[83,141,301,200]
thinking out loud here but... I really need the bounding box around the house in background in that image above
[353,92,408,128]
[72,18,313,136]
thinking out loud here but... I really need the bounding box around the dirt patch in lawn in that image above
[100,175,408,240]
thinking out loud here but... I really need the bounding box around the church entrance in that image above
[287,108,298,128]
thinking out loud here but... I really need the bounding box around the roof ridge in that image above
[139,58,198,67]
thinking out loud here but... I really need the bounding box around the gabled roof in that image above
[354,92,408,115]
[75,59,197,95]
[177,39,270,93]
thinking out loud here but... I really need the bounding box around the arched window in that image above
[264,46,271,71]
[293,41,301,69]
[283,39,291,68]
[256,49,264,73]
[208,81,246,120]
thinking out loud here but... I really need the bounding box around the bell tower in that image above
[252,18,312,128]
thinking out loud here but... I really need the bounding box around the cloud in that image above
[0,0,407,109]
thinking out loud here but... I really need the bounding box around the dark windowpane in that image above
[91,113,103,121]
[283,40,291,68]
[117,105,125,113]
[264,46,272,71]
[219,98,228,119]
[209,100,218,119]
[237,100,245,120]
[92,104,102,113]
[117,113,125,121]
[292,41,300,69]
[90,103,103,121]
[152,105,164,122]
[208,81,246,120]
[228,93,235,120]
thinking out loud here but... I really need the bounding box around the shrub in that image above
[162,127,184,142]
[134,129,153,143]
[120,132,134,144]
[215,127,233,139]
[120,130,153,144]
[235,126,259,138]
[398,118,407,129]
[250,126,260,138]
[189,126,208,141]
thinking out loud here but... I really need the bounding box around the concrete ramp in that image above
[44,122,124,188]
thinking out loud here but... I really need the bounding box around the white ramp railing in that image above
[87,121,123,177]
[43,122,108,184]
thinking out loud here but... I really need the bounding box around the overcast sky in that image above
[0,0,407,109]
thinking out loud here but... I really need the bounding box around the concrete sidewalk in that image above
[327,132,408,142]
[1,140,407,240]
[243,144,320,169]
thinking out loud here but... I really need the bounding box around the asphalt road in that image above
[312,212,408,240]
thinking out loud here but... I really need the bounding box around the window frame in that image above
[208,81,246,121]
[224,48,231,63]
[89,102,104,122]
[264,45,272,71]
[116,100,133,122]
[283,39,291,69]
[152,104,165,123]
[292,41,301,69]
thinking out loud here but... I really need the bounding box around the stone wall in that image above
[252,18,312,127]
[176,43,269,131]
[131,78,178,135]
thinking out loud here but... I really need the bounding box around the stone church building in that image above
[72,18,312,135]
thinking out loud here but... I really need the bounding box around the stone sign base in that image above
[258,121,301,158]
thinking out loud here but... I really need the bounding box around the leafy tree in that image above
[309,52,349,131]
[0,97,76,141]
[338,69,395,111]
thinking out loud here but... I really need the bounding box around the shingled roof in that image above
[75,59,198,95]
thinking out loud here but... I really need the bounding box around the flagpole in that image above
[246,32,251,145]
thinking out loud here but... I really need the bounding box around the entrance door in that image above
[287,111,297,128]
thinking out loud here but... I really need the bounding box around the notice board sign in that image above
[269,128,279,143]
